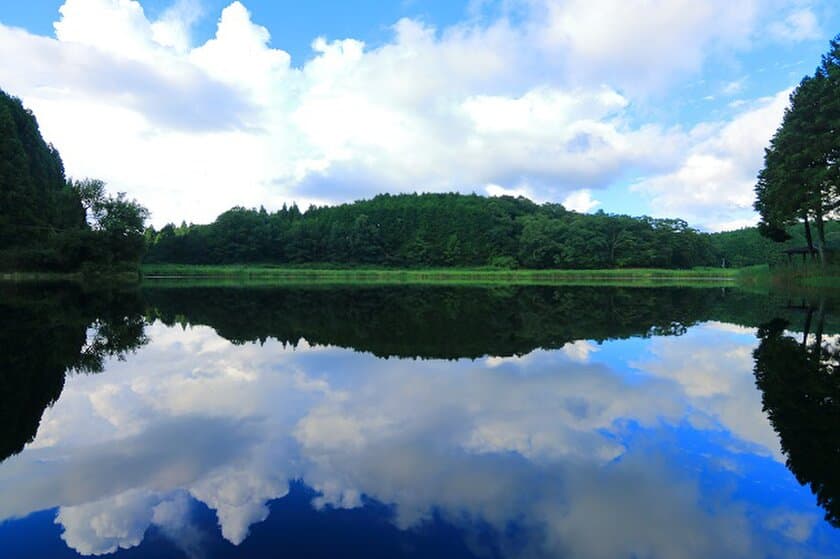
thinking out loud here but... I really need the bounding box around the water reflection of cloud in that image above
[560,339,601,362]
[0,416,257,521]
[628,322,782,460]
[0,321,832,557]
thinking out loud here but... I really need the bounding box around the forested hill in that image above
[0,88,148,272]
[145,193,723,269]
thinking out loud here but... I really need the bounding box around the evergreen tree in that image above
[755,35,840,262]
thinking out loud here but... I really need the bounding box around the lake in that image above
[1,283,838,558]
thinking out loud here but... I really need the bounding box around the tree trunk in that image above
[815,209,827,266]
[813,298,826,360]
[802,306,813,348]
[804,215,815,256]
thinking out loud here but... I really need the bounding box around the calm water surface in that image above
[0,284,838,558]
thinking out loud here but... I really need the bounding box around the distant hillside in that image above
[146,193,720,269]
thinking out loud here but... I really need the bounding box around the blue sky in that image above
[0,0,838,229]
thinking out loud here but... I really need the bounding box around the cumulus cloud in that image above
[562,189,600,213]
[629,323,782,460]
[531,0,758,92]
[57,489,158,555]
[0,0,817,226]
[630,90,791,230]
[151,0,203,53]
[190,469,289,544]
[560,339,600,361]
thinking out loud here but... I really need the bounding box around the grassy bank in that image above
[141,263,740,287]
[738,262,840,289]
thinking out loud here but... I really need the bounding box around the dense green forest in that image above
[145,194,723,269]
[0,89,148,273]
[144,193,839,270]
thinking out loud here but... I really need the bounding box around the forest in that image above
[0,89,148,273]
[144,194,724,269]
[144,194,840,270]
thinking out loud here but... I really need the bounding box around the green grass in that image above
[736,262,840,287]
[141,263,740,287]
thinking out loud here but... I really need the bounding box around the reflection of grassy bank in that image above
[141,264,739,287]
[1,267,141,284]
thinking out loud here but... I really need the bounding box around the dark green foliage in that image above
[146,194,719,269]
[143,285,819,360]
[0,89,84,269]
[755,35,840,256]
[709,221,840,267]
[0,89,149,272]
[69,178,150,266]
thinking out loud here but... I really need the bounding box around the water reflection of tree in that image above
[0,285,148,462]
[72,293,150,374]
[753,302,840,527]
[145,286,760,359]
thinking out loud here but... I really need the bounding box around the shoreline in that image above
[137,264,741,287]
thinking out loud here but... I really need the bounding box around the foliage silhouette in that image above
[0,284,148,463]
[754,307,840,527]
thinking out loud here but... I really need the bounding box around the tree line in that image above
[145,193,721,269]
[0,89,148,273]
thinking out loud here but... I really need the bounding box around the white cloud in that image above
[562,189,600,213]
[532,0,758,93]
[190,469,289,544]
[485,183,533,199]
[629,322,782,460]
[151,0,203,53]
[560,340,600,362]
[768,9,822,42]
[54,0,155,60]
[57,489,158,555]
[722,78,746,96]
[764,510,820,542]
[0,0,816,226]
[630,90,791,231]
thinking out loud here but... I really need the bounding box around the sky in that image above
[0,1,838,230]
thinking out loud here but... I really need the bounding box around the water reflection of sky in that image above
[1,320,837,558]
